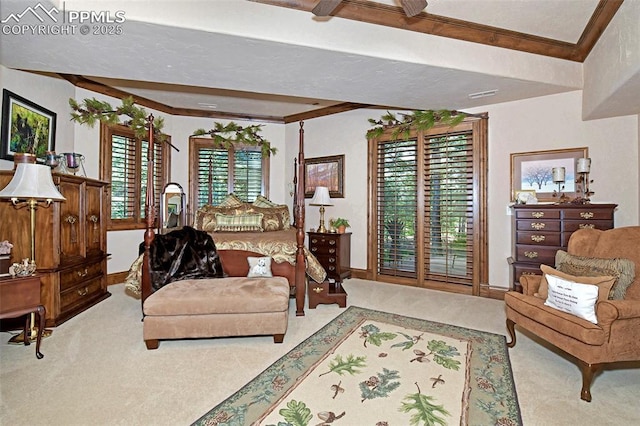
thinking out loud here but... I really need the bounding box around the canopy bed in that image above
[136,120,315,317]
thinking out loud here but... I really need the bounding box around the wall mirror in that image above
[160,182,186,231]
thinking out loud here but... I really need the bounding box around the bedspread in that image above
[124,229,326,297]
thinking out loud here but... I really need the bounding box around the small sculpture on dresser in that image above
[9,258,37,277]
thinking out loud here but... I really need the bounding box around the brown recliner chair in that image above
[504,226,640,401]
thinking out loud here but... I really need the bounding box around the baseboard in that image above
[348,268,508,300]
[107,271,129,286]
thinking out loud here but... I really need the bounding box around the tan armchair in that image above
[504,226,640,401]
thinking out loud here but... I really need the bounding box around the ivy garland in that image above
[367,109,467,140]
[69,97,275,157]
[192,122,276,158]
[69,96,167,142]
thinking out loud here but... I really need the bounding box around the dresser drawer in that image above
[60,277,103,311]
[513,264,542,283]
[515,209,560,220]
[514,245,557,264]
[60,262,103,292]
[516,231,561,246]
[516,220,561,232]
[563,209,614,221]
[314,255,338,273]
[563,220,613,233]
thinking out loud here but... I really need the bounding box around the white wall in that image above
[2,68,639,290]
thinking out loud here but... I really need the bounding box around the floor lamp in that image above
[0,162,66,343]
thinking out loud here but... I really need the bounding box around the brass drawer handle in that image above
[530,235,545,242]
[522,271,536,276]
[579,224,595,229]
[311,239,317,244]
[313,286,324,294]
[329,240,336,245]
[311,247,317,252]
[329,249,335,254]
[530,222,545,230]
[580,212,594,219]
[88,215,99,223]
[328,266,336,271]
[77,287,89,296]
[77,268,88,278]
[532,212,545,218]
[524,251,538,259]
[329,258,336,263]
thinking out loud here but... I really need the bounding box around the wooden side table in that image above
[307,232,351,283]
[0,275,46,359]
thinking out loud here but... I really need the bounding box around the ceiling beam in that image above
[252,0,623,62]
[284,102,374,123]
[58,74,286,124]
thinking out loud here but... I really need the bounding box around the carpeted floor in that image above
[1,278,639,425]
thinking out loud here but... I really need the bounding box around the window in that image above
[189,137,269,210]
[100,123,170,230]
[369,116,488,295]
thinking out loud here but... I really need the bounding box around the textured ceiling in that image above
[0,0,628,122]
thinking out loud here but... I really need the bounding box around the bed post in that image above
[295,121,306,316]
[141,114,155,305]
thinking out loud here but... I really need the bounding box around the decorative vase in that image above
[338,225,346,234]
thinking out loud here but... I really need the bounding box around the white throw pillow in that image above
[544,274,601,323]
[247,256,273,278]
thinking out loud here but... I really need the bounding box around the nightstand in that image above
[307,232,351,283]
[0,275,45,359]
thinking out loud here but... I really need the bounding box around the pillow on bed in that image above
[217,193,244,207]
[214,213,264,232]
[253,205,291,231]
[195,205,251,232]
[252,195,278,208]
[247,256,273,278]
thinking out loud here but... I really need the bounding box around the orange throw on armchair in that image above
[504,226,640,402]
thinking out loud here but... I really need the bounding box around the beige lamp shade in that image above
[309,186,332,206]
[0,163,66,202]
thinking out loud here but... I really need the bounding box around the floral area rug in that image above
[193,306,521,426]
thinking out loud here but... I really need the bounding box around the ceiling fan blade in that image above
[311,0,343,16]
[400,0,428,17]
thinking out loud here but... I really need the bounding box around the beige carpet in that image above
[1,278,639,426]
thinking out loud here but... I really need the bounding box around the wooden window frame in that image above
[368,116,489,296]
[100,123,170,231]
[188,137,270,217]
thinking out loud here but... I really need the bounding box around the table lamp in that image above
[309,186,332,233]
[0,163,66,342]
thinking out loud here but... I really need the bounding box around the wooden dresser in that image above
[0,171,110,326]
[509,203,617,291]
[308,232,352,283]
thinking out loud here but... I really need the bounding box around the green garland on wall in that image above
[193,122,276,158]
[69,97,275,157]
[69,96,167,142]
[367,109,467,140]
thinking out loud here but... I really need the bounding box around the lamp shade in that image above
[0,163,65,201]
[309,186,332,206]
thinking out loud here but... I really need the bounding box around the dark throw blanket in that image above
[141,226,225,291]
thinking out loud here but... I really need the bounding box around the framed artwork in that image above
[510,147,588,202]
[1,89,57,162]
[304,154,345,198]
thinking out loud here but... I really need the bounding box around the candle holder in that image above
[574,158,593,204]
[551,166,569,203]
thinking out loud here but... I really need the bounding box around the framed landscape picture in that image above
[510,147,588,202]
[1,89,57,162]
[304,154,344,198]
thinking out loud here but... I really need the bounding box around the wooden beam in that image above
[284,102,373,123]
[252,0,623,62]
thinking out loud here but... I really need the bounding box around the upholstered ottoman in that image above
[142,276,290,349]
